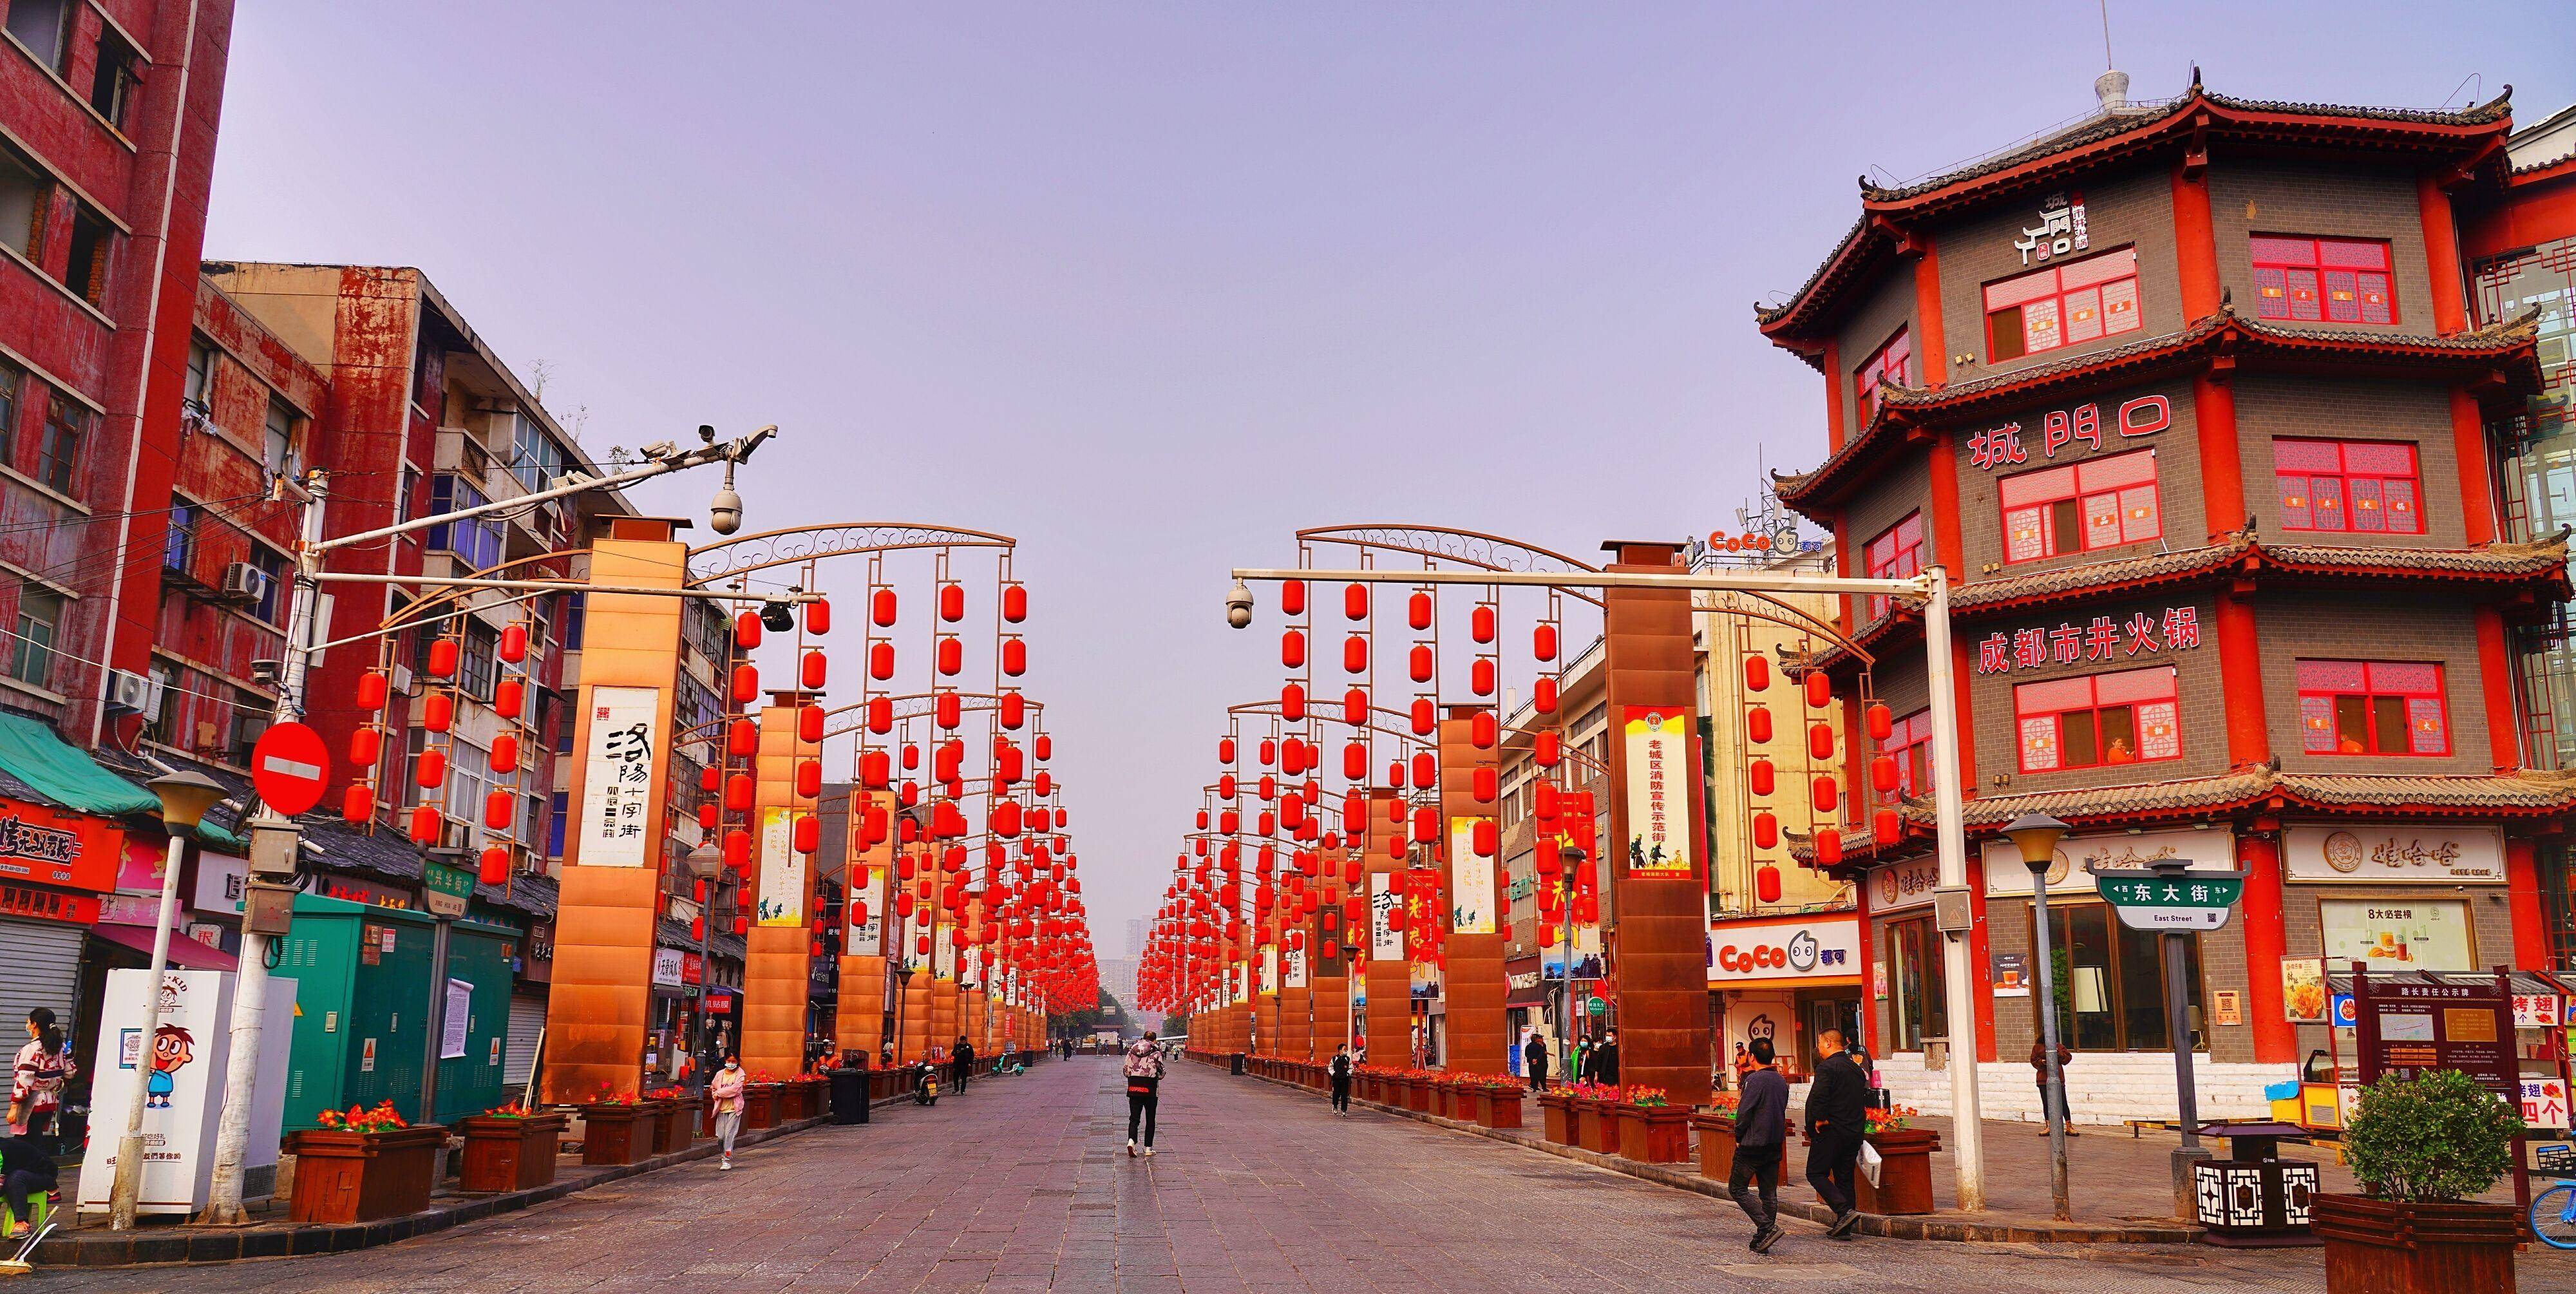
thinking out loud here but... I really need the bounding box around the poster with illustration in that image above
[78,969,296,1215]
[2281,958,2328,1024]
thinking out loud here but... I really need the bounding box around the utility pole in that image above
[196,427,778,1222]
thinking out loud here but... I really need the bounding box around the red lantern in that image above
[1036,734,1053,761]
[1343,634,1367,674]
[1867,701,1893,741]
[1874,806,1901,842]
[802,649,828,689]
[1871,754,1899,793]
[1408,643,1433,683]
[797,760,822,798]
[1343,742,1367,780]
[1747,707,1772,744]
[1343,583,1368,621]
[806,597,832,634]
[1812,775,1839,814]
[1808,722,1835,761]
[939,582,965,622]
[1756,864,1783,904]
[732,663,759,703]
[1411,751,1436,788]
[1471,658,1495,696]
[1258,740,1276,768]
[1814,828,1843,868]
[493,677,525,719]
[1280,681,1305,721]
[410,804,440,843]
[498,623,528,663]
[484,790,513,830]
[357,670,389,711]
[342,785,373,824]
[1282,630,1306,669]
[422,692,453,733]
[348,727,381,768]
[1748,758,1774,796]
[1752,810,1778,849]
[1533,676,1558,714]
[1001,585,1027,623]
[936,636,962,676]
[415,747,446,788]
[1473,766,1497,803]
[725,829,752,871]
[735,609,764,649]
[726,774,754,812]
[1281,578,1305,616]
[1473,818,1498,857]
[1001,638,1026,676]
[1534,623,1559,661]
[937,690,961,729]
[800,705,826,743]
[1406,591,1432,631]
[426,638,459,678]
[1471,604,1496,643]
[1410,697,1434,735]
[728,718,757,757]
[860,750,890,787]
[1804,671,1832,709]
[795,815,820,853]
[491,734,519,774]
[872,586,898,627]
[1535,730,1560,767]
[480,846,509,884]
[1471,709,1497,748]
[870,641,895,680]
[867,695,893,734]
[1743,653,1769,692]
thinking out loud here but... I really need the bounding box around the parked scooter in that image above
[913,1060,941,1105]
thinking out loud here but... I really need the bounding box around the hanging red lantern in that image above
[728,718,758,757]
[872,586,899,627]
[1001,585,1027,623]
[1814,828,1843,868]
[1471,658,1495,696]
[1002,638,1026,676]
[726,773,754,812]
[939,582,965,622]
[491,734,519,774]
[1282,630,1305,669]
[342,785,373,824]
[498,623,527,663]
[1535,730,1560,766]
[348,727,382,768]
[1743,653,1769,692]
[1809,722,1835,761]
[1385,906,1407,933]
[1343,742,1367,780]
[1343,583,1368,621]
[1756,864,1783,904]
[1867,701,1893,741]
[1747,706,1772,743]
[860,750,890,787]
[1032,771,1051,797]
[1752,810,1778,849]
[1874,806,1902,843]
[805,596,832,634]
[735,609,764,649]
[1534,676,1558,714]
[902,744,920,770]
[426,638,459,678]
[1257,739,1276,768]
[1218,773,1238,801]
[937,690,962,728]
[493,677,525,719]
[415,747,446,788]
[480,846,509,885]
[1473,766,1497,803]
[422,692,453,733]
[1813,775,1839,814]
[732,663,760,703]
[1411,751,1436,788]
[1534,623,1559,661]
[409,803,440,843]
[1473,818,1498,857]
[1410,697,1434,735]
[870,641,895,680]
[699,801,719,832]
[1035,734,1053,761]
[1343,635,1368,674]
[802,649,828,689]
[1217,736,1237,765]
[1408,643,1433,683]
[1471,604,1495,643]
[1471,709,1498,748]
[1871,755,1899,793]
[484,790,513,830]
[357,670,389,711]
[797,760,822,798]
[795,815,820,853]
[799,705,826,743]
[936,636,962,676]
[1748,758,1775,796]
[1401,591,1428,631]
[1804,671,1832,709]
[867,695,893,734]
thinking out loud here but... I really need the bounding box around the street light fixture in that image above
[1555,840,1585,1086]
[2003,811,2074,1223]
[109,770,229,1230]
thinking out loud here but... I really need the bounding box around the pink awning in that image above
[91,924,238,972]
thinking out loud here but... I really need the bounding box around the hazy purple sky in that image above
[207,3,2571,969]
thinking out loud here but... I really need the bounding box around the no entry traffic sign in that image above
[251,722,330,817]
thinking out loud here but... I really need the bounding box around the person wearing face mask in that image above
[8,1008,72,1152]
[710,1055,747,1170]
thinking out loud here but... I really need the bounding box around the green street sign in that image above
[2095,872,2242,931]
[421,859,476,920]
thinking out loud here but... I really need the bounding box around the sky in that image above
[203,2,2573,975]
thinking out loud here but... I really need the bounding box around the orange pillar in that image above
[1364,792,1412,1062]
[1440,707,1508,1076]
[2239,832,2295,1063]
[741,697,821,1077]
[835,790,894,1063]
[1282,901,1314,1060]
[542,533,688,1103]
[1311,846,1354,1057]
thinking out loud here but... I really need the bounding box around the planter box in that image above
[1615,1104,1691,1164]
[645,1099,694,1154]
[287,1124,448,1224]
[743,1083,784,1130]
[2314,1194,2519,1294]
[1482,1088,1524,1130]
[580,1103,651,1166]
[1539,1093,1577,1145]
[779,1081,812,1121]
[1577,1099,1619,1154]
[1405,1080,1432,1114]
[1857,1127,1942,1215]
[458,1113,566,1193]
[1430,1081,1454,1119]
[1690,1111,1739,1181]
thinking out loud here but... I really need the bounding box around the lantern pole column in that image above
[1921,569,1985,1213]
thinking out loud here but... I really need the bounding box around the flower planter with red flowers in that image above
[288,1103,446,1224]
[1856,1125,1942,1216]
[743,1079,784,1130]
[1689,1108,1740,1181]
[1481,1083,1524,1130]
[643,1088,694,1154]
[1537,1091,1577,1145]
[1405,1073,1434,1114]
[457,1105,567,1193]
[579,1098,651,1166]
[1614,1094,1690,1164]
[1576,1098,1620,1154]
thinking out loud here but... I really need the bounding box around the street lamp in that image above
[2003,811,2073,1223]
[1555,841,1584,1085]
[109,770,229,1230]
[681,845,720,1079]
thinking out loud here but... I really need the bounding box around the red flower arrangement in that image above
[1864,1104,1917,1134]
[644,1086,687,1101]
[1569,1081,1622,1101]
[482,1099,544,1119]
[1703,1090,1741,1113]
[315,1099,410,1133]
[589,1081,640,1107]
[1625,1087,1671,1108]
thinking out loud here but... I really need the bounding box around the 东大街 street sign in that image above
[2094,871,2244,931]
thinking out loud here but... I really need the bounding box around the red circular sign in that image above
[250,722,330,817]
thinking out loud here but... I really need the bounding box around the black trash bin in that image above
[829,1065,870,1124]
[1230,1052,1246,1076]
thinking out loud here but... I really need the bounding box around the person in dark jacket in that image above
[2030,1036,2078,1136]
[1729,1037,1792,1253]
[1804,1029,1870,1238]
[952,1036,976,1094]
[1328,1044,1354,1114]
[1123,1031,1168,1155]
[1522,1032,1549,1092]
[0,1131,55,1237]
[1582,1029,1620,1085]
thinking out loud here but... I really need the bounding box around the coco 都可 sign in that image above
[1706,916,1859,987]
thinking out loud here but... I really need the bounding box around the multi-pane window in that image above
[2275,439,2422,533]
[563,592,585,650]
[2032,904,2206,1052]
[263,397,296,475]
[1861,513,1922,622]
[2296,660,2450,756]
[2000,449,2160,562]
[0,358,20,461]
[182,341,211,413]
[88,25,142,130]
[1880,708,1933,798]
[459,623,500,702]
[1884,915,1949,1051]
[426,475,503,569]
[0,145,43,260]
[2251,236,2396,326]
[1985,247,2141,361]
[4,0,73,71]
[38,394,86,493]
[225,686,265,766]
[2014,665,2181,773]
[547,790,569,857]
[1852,328,1909,426]
[251,544,288,624]
[164,495,198,576]
[8,589,61,688]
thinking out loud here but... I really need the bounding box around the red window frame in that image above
[1984,248,2141,361]
[2295,660,2450,757]
[2273,438,2423,534]
[1880,708,1933,797]
[2251,236,2396,326]
[1999,449,2160,564]
[1852,328,1910,426]
[2013,666,2181,774]
[1861,512,1922,622]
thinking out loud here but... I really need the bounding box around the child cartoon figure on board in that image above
[146,1025,193,1109]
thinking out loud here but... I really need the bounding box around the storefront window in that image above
[2318,897,2474,971]
[1884,914,1948,1051]
[2031,902,2205,1052]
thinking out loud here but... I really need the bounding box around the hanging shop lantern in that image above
[1406,643,1432,683]
[735,609,764,649]
[1814,828,1842,868]
[1473,819,1498,857]
[872,586,898,627]
[860,749,891,787]
[1412,805,1439,842]
[1343,582,1368,621]
[357,670,389,711]
[494,677,525,719]
[1752,810,1778,849]
[1748,758,1775,796]
[936,636,963,676]
[726,773,755,812]
[1341,687,1367,726]
[1343,634,1368,674]
[1032,770,1052,797]
[1756,864,1783,904]
[1281,578,1306,616]
[1808,722,1835,761]
[698,802,719,832]
[1411,751,1436,789]
[1035,734,1053,761]
[422,692,453,733]
[1257,739,1276,768]
[797,760,823,798]
[1195,808,1210,831]
[409,804,440,843]
[870,641,895,680]
[348,727,381,768]
[936,690,962,728]
[1002,638,1026,676]
[480,846,509,885]
[1282,629,1306,669]
[1812,775,1839,815]
[1804,671,1832,709]
[1533,676,1559,715]
[1218,773,1238,800]
[991,690,1023,730]
[729,718,759,757]
[1282,737,1307,776]
[1471,604,1495,643]
[799,705,826,743]
[1257,772,1276,800]
[415,747,446,788]
[342,785,373,824]
[1343,742,1367,780]
[1535,730,1559,766]
[1743,653,1770,692]
[1874,806,1901,843]
[1534,623,1559,661]
[484,790,513,830]
[1001,585,1027,623]
[732,663,760,703]
[802,649,828,689]
[867,695,893,733]
[1471,658,1495,696]
[498,623,528,663]
[1866,701,1893,741]
[795,815,820,853]
[805,596,832,634]
[427,638,459,678]
[939,582,965,622]
[1473,766,1497,803]
[1747,706,1772,743]
[1871,754,1899,793]
[1405,591,1432,631]
[1471,709,1497,749]
[491,734,520,774]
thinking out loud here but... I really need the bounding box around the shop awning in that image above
[91,924,239,972]
[0,713,156,816]
[1710,975,1864,993]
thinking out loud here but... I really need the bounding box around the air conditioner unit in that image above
[388,663,415,695]
[219,562,272,605]
[106,669,164,722]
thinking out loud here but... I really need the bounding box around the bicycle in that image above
[2533,1179,2576,1250]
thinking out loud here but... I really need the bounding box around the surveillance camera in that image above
[1224,580,1254,629]
[249,660,282,686]
[640,440,679,460]
[698,424,717,444]
[761,601,795,633]
[710,486,744,535]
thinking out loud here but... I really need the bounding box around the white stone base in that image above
[1864,1051,2295,1126]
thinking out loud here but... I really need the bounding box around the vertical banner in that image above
[1370,871,1404,961]
[1449,817,1495,934]
[755,808,806,926]
[1621,705,1696,877]
[1231,964,1249,1005]
[1284,945,1309,989]
[934,924,956,982]
[1261,946,1280,995]
[575,685,660,867]
[847,884,884,956]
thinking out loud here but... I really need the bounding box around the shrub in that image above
[2344,1069,2523,1203]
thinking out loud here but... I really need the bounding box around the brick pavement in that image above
[32,1058,2575,1292]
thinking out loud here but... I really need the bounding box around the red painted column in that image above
[2452,388,2500,546]
[2238,833,2295,1063]
[1853,875,1880,1056]
[2195,372,2248,539]
[1823,338,1849,452]
[2419,175,2470,337]
[1925,426,1993,1062]
[1911,242,1948,389]
[2508,839,2550,971]
[2172,161,2223,321]
[2474,607,2521,771]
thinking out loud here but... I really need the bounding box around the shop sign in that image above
[574,685,659,868]
[97,891,176,928]
[529,920,554,964]
[2320,899,2474,971]
[1705,915,1859,987]
[1448,817,1494,935]
[2355,974,2514,1099]
[2524,1078,2572,1131]
[683,952,703,985]
[2284,825,2505,884]
[1967,394,2168,472]
[754,808,806,927]
[419,859,475,920]
[652,948,685,988]
[2013,191,2089,264]
[1985,827,2235,897]
[2517,992,2562,1030]
[2282,958,2328,1024]
[0,797,118,893]
[0,881,100,926]
[2096,871,2243,931]
[1620,707,1694,877]
[1871,857,1942,912]
[191,852,248,913]
[1974,604,2199,674]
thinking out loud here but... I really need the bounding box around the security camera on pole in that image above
[194,426,780,1225]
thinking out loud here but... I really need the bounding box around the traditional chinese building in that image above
[1760,71,2573,1123]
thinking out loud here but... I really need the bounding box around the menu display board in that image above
[2319,899,2474,971]
[2353,973,2514,1099]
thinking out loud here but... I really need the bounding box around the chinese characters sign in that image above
[2285,826,2505,885]
[1967,395,2170,471]
[2014,191,2089,265]
[2354,975,2514,1099]
[755,808,806,928]
[1621,707,1694,877]
[1976,607,2200,675]
[1448,817,1494,935]
[574,685,659,868]
[1370,871,1403,961]
[1283,945,1307,990]
[2096,872,2244,931]
[0,795,118,892]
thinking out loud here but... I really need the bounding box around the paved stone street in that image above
[36,1059,2576,1292]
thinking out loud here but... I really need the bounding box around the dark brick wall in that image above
[1969,593,2228,797]
[2208,162,2436,334]
[2254,590,2494,776]
[1951,377,2204,583]
[1935,165,2183,383]
[2233,374,2466,547]
[1843,446,1934,582]
[1835,269,1921,444]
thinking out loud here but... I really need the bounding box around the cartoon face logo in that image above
[146,1024,194,1108]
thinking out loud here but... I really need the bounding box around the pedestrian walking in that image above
[1730,1041,1755,1090]
[1728,1037,1791,1253]
[2031,1035,2078,1136]
[9,1007,73,1150]
[1328,1045,1354,1113]
[709,1055,747,1170]
[1583,1029,1620,1085]
[0,1128,55,1238]
[952,1035,976,1094]
[1124,1030,1166,1156]
[1804,1029,1868,1239]
[1521,1032,1549,1093]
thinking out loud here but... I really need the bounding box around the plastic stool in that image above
[1,1190,48,1236]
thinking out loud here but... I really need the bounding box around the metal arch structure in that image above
[675,690,1054,752]
[1220,699,1434,750]
[684,522,1016,586]
[1296,523,1605,608]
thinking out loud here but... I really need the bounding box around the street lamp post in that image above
[2003,812,2074,1223]
[1555,842,1584,1084]
[108,770,229,1230]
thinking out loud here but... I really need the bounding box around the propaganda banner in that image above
[1621,705,1694,877]
[755,808,806,926]
[574,685,659,867]
[1448,817,1495,934]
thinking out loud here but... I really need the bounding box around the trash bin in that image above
[829,1066,870,1125]
[1230,1052,1246,1076]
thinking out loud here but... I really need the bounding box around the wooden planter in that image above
[1690,1111,1739,1181]
[1615,1104,1692,1163]
[1405,1079,1432,1114]
[1539,1092,1577,1145]
[646,1099,693,1154]
[743,1083,784,1130]
[457,1113,566,1194]
[1482,1087,1524,1130]
[1577,1099,1620,1154]
[779,1080,812,1121]
[1857,1126,1942,1215]
[1430,1080,1455,1119]
[580,1103,651,1166]
[2314,1194,2519,1294]
[287,1124,448,1224]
